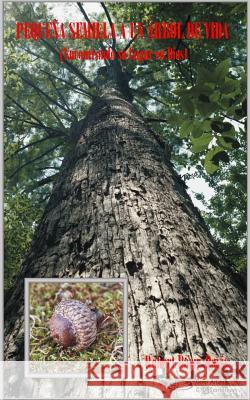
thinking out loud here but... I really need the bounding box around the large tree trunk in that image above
[4,76,247,361]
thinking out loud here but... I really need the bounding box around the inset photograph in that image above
[26,278,127,361]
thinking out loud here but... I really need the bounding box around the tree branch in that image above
[132,88,169,107]
[40,38,95,87]
[4,135,59,162]
[35,166,61,171]
[5,99,66,137]
[77,2,108,55]
[29,173,59,190]
[101,2,116,50]
[146,118,169,123]
[47,75,77,120]
[6,94,51,131]
[40,69,94,99]
[174,15,194,84]
[16,73,76,119]
[45,101,67,129]
[176,15,191,51]
[8,143,62,180]
[123,33,139,52]
[220,113,245,126]
[134,97,155,115]
[13,1,94,87]
[20,45,55,65]
[25,84,68,128]
[21,45,95,92]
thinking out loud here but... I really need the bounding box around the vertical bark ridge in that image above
[5,85,247,361]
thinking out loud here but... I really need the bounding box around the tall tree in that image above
[4,2,247,360]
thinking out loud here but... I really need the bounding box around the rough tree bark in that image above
[4,70,247,361]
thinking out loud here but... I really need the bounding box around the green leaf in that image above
[214,59,230,83]
[211,120,223,132]
[181,97,195,115]
[174,88,190,96]
[179,120,193,138]
[204,160,219,175]
[203,120,212,131]
[192,130,203,138]
[235,107,244,117]
[197,66,212,83]
[217,136,234,149]
[168,113,184,125]
[221,129,235,139]
[222,122,233,132]
[209,91,220,102]
[212,151,230,164]
[211,121,233,133]
[221,78,239,94]
[204,146,230,174]
[190,121,205,138]
[205,146,224,161]
[191,84,214,96]
[242,99,247,116]
[220,97,230,109]
[198,94,210,103]
[191,133,213,153]
[196,101,217,117]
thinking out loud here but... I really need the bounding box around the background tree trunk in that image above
[5,81,247,361]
